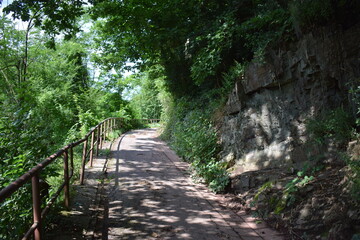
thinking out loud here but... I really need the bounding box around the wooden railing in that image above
[136,118,161,124]
[0,117,159,240]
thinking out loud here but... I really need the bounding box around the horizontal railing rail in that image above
[0,117,161,240]
[136,118,161,124]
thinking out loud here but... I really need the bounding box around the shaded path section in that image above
[105,129,284,240]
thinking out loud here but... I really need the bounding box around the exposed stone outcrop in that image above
[220,23,360,174]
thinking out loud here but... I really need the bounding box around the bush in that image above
[306,108,353,148]
[162,97,229,193]
[343,154,360,202]
[289,0,333,29]
[238,3,292,62]
[289,0,360,32]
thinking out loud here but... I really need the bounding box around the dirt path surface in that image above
[100,129,284,240]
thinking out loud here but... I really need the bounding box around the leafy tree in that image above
[128,66,163,120]
[3,0,85,41]
[0,16,25,103]
[0,12,129,238]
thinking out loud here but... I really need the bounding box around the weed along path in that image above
[48,129,284,239]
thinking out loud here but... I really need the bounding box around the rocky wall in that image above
[220,23,360,176]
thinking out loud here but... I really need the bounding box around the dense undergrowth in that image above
[161,95,229,193]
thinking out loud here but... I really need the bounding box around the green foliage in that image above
[342,154,360,201]
[251,181,278,219]
[190,12,236,85]
[289,0,333,29]
[0,16,25,103]
[347,83,360,201]
[282,175,313,205]
[252,164,317,217]
[0,14,131,239]
[274,164,318,214]
[238,1,292,62]
[254,181,274,202]
[161,97,229,193]
[128,66,163,119]
[2,0,360,236]
[5,0,360,101]
[349,165,360,201]
[289,0,360,32]
[4,0,85,39]
[306,108,353,147]
[305,105,360,203]
[221,61,245,95]
[90,0,287,96]
[0,188,32,239]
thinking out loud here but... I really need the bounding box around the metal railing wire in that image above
[0,117,160,240]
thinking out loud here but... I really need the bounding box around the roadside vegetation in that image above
[0,13,138,239]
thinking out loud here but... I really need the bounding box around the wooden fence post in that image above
[80,139,88,185]
[31,173,41,240]
[100,123,103,150]
[89,131,95,167]
[63,150,70,208]
[104,120,107,142]
[96,126,100,156]
[110,118,112,134]
[70,147,74,175]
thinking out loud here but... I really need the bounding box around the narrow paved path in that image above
[101,129,284,240]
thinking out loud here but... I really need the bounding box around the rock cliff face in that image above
[220,23,360,175]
